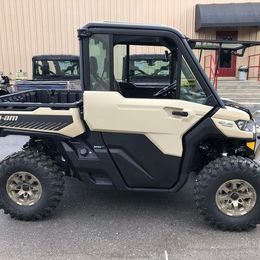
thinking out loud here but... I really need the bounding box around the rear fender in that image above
[0,107,85,138]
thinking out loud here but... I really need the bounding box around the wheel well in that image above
[191,138,251,173]
[179,117,253,183]
[24,137,74,177]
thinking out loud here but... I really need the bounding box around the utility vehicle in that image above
[0,22,260,231]
[0,72,11,95]
[12,55,80,92]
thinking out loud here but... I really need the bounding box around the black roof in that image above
[129,54,165,60]
[32,55,79,61]
[78,22,185,38]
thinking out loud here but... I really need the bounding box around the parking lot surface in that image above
[0,135,259,260]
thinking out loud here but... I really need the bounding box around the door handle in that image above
[172,111,188,117]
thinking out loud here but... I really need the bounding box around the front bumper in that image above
[252,111,260,161]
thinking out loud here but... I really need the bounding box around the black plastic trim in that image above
[57,133,127,190]
[0,128,70,140]
[102,133,181,189]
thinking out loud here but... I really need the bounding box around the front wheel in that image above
[0,149,64,220]
[194,156,260,231]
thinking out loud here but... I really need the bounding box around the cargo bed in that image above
[0,89,83,109]
[0,89,85,138]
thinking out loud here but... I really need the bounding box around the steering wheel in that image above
[153,81,177,98]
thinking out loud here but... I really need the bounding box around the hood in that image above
[221,98,252,119]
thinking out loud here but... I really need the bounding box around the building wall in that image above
[0,0,260,78]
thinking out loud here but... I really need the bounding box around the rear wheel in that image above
[194,156,260,231]
[0,149,64,220]
[6,171,43,206]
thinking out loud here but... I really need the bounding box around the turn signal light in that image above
[246,141,256,151]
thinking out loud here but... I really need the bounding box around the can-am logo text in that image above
[0,115,18,121]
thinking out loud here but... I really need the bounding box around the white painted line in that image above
[164,250,169,260]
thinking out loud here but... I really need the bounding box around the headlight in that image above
[236,120,256,133]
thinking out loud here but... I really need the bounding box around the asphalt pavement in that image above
[0,135,259,260]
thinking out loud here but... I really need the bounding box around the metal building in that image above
[0,0,260,79]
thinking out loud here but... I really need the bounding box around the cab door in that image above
[83,33,214,189]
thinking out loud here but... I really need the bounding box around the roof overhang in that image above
[195,3,260,31]
[189,39,260,57]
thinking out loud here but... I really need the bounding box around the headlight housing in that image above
[236,120,256,133]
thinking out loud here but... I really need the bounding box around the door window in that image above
[114,45,171,83]
[89,34,110,91]
[112,35,209,104]
[113,43,174,99]
[180,57,207,104]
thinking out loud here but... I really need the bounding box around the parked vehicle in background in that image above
[0,72,11,95]
[12,55,80,92]
[32,55,80,80]
[123,54,170,86]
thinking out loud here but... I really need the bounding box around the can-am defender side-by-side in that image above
[0,23,260,231]
[12,55,80,93]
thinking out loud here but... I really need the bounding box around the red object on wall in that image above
[216,31,238,77]
[203,54,218,89]
[248,54,260,81]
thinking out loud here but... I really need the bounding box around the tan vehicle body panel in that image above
[0,91,252,156]
[84,92,254,157]
[0,107,85,137]
[83,91,212,156]
[212,106,253,139]
[0,92,252,150]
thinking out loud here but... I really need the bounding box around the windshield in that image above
[34,60,80,80]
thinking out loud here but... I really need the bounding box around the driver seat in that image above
[89,56,108,90]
